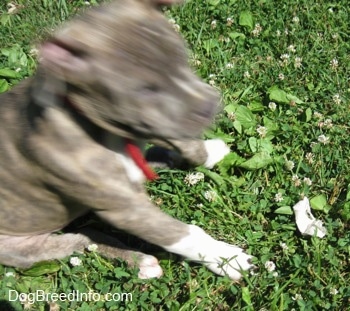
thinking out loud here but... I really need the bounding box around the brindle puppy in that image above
[0,0,253,280]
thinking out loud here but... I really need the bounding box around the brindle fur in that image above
[0,0,252,279]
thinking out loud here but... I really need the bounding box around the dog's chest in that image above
[118,153,145,183]
[104,133,146,184]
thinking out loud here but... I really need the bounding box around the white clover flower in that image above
[318,134,330,145]
[330,288,339,295]
[294,57,302,68]
[252,23,263,37]
[303,177,312,186]
[225,63,234,69]
[292,175,301,187]
[280,54,290,66]
[284,28,289,35]
[280,242,289,251]
[280,54,290,61]
[332,33,339,40]
[211,20,217,29]
[278,73,285,80]
[173,24,180,32]
[70,256,82,267]
[208,74,216,86]
[323,118,333,129]
[190,54,201,67]
[292,294,303,301]
[305,152,314,164]
[7,2,18,14]
[265,260,276,272]
[184,172,205,186]
[292,16,300,23]
[313,111,323,119]
[5,272,15,277]
[268,102,277,111]
[223,36,230,43]
[168,18,180,32]
[291,175,298,181]
[22,300,32,310]
[154,197,163,206]
[276,30,281,37]
[204,190,217,202]
[285,160,295,171]
[227,112,236,121]
[274,193,284,203]
[29,48,39,57]
[243,71,251,78]
[87,244,98,252]
[287,45,296,53]
[226,17,233,27]
[330,58,338,70]
[253,187,259,195]
[332,94,341,105]
[257,125,267,138]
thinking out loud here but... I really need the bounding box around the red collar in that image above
[125,139,159,181]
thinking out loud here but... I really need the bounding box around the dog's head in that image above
[38,0,219,140]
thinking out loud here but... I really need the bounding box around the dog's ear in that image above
[39,40,92,83]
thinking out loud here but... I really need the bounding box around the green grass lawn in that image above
[0,0,349,310]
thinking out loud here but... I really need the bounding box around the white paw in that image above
[204,139,230,168]
[203,241,253,280]
[137,255,163,279]
[164,225,253,280]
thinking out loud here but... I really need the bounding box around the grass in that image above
[0,0,349,310]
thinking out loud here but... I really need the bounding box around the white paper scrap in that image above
[293,197,327,238]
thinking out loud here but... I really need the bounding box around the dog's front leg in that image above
[93,194,253,281]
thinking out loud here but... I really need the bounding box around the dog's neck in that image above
[64,97,159,181]
[63,97,159,181]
